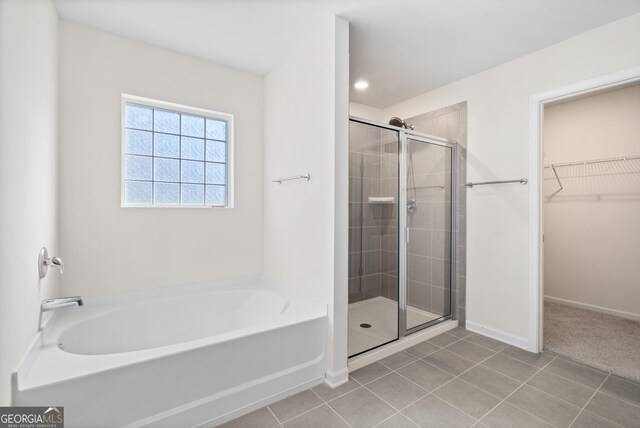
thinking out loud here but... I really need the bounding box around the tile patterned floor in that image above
[220,328,640,428]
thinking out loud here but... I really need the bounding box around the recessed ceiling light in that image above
[354,81,369,90]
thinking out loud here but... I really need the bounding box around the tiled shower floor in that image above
[220,327,640,428]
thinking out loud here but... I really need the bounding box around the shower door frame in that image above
[349,116,457,344]
[400,133,457,337]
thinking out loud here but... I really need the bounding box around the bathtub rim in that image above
[56,288,291,356]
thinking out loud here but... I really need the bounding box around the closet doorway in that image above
[541,81,640,382]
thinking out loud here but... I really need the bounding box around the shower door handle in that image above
[405,227,410,243]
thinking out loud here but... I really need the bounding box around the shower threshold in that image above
[348,296,441,357]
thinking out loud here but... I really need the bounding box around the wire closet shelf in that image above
[543,154,640,197]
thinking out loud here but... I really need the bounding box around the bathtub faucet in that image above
[39,296,83,330]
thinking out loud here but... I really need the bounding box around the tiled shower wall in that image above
[406,102,467,326]
[348,123,399,303]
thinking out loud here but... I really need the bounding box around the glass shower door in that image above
[348,120,400,357]
[404,138,453,331]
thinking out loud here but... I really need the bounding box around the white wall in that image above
[543,84,640,320]
[0,0,59,405]
[349,101,385,122]
[263,16,349,385]
[332,19,350,386]
[378,13,640,346]
[59,21,264,297]
[544,84,640,162]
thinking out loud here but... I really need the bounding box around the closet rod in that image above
[543,154,640,168]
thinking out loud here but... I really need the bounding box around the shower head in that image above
[389,117,415,130]
[389,117,407,128]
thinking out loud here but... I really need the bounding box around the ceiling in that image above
[55,0,640,108]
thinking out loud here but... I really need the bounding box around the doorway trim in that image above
[528,66,640,353]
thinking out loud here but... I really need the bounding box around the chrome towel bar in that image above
[272,174,311,184]
[465,178,528,188]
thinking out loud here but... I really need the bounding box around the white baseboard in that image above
[465,321,531,351]
[348,320,458,372]
[544,295,640,322]
[325,367,349,388]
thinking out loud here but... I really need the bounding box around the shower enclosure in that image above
[348,117,456,357]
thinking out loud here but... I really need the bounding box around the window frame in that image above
[120,93,234,208]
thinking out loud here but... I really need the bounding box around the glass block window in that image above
[122,95,232,207]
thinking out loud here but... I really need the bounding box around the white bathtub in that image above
[12,278,327,427]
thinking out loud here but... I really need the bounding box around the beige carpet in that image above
[544,301,640,382]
